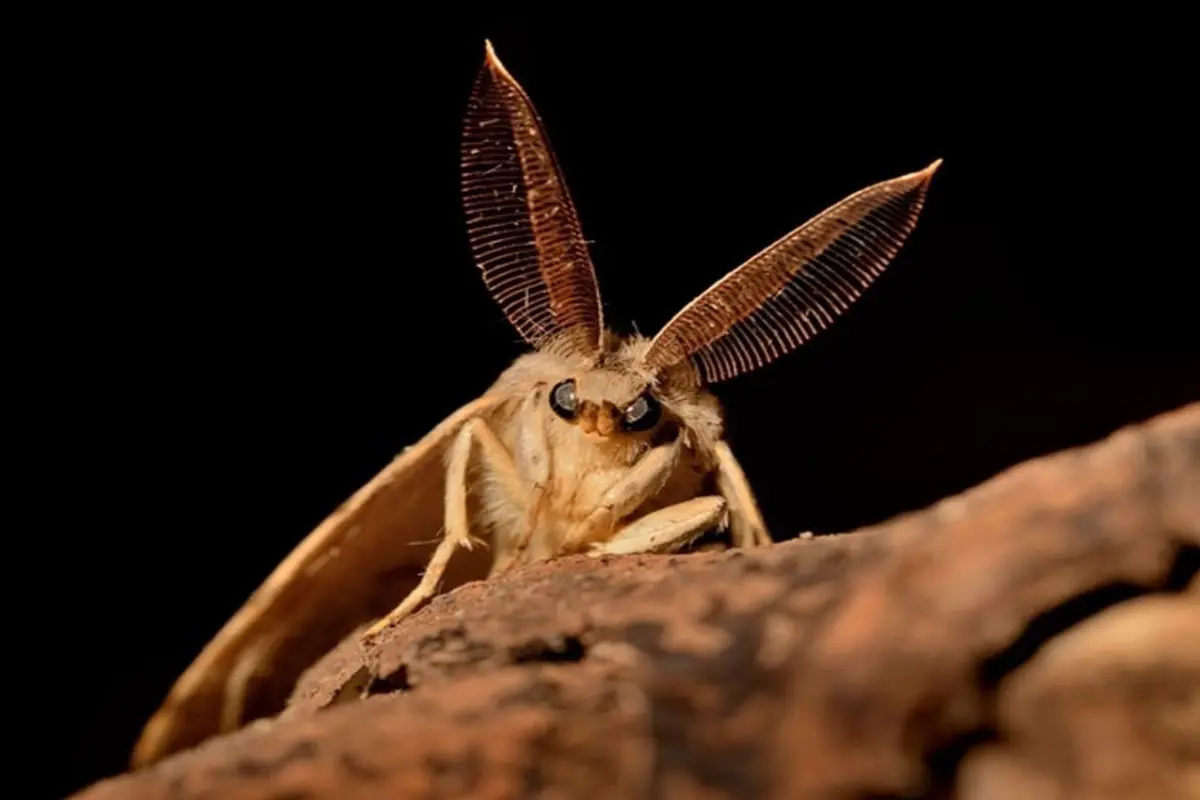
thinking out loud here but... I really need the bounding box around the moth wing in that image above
[131,392,511,767]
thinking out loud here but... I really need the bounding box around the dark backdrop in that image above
[35,12,1196,799]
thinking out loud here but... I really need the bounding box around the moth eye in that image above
[549,378,579,420]
[621,391,662,432]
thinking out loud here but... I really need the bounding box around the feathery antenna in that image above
[642,160,942,383]
[461,40,605,358]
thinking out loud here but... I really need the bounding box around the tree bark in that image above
[73,403,1200,800]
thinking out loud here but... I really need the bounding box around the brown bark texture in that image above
[73,403,1200,800]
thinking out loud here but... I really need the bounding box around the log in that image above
[72,403,1200,799]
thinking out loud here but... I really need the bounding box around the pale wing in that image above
[131,393,511,767]
[642,160,941,384]
[462,41,604,358]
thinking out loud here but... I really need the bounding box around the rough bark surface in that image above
[73,403,1200,800]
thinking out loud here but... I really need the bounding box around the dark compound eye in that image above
[621,391,662,432]
[549,378,579,420]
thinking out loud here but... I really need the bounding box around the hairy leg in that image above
[498,391,552,574]
[362,417,522,642]
[361,529,459,645]
[562,441,681,552]
[446,418,524,549]
[590,496,727,556]
[491,484,546,576]
[714,441,773,547]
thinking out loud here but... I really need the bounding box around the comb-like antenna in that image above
[461,40,604,358]
[641,160,942,384]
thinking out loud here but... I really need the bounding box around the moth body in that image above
[467,332,728,572]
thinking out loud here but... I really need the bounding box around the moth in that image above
[132,40,940,767]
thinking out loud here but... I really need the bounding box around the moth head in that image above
[540,337,669,440]
[462,41,942,396]
[547,375,662,438]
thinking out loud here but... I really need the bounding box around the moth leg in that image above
[363,417,522,642]
[714,441,773,547]
[590,496,727,556]
[500,390,553,572]
[361,526,460,643]
[562,442,680,552]
[445,418,523,550]
[493,483,546,576]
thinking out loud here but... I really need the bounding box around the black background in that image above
[31,11,1197,799]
